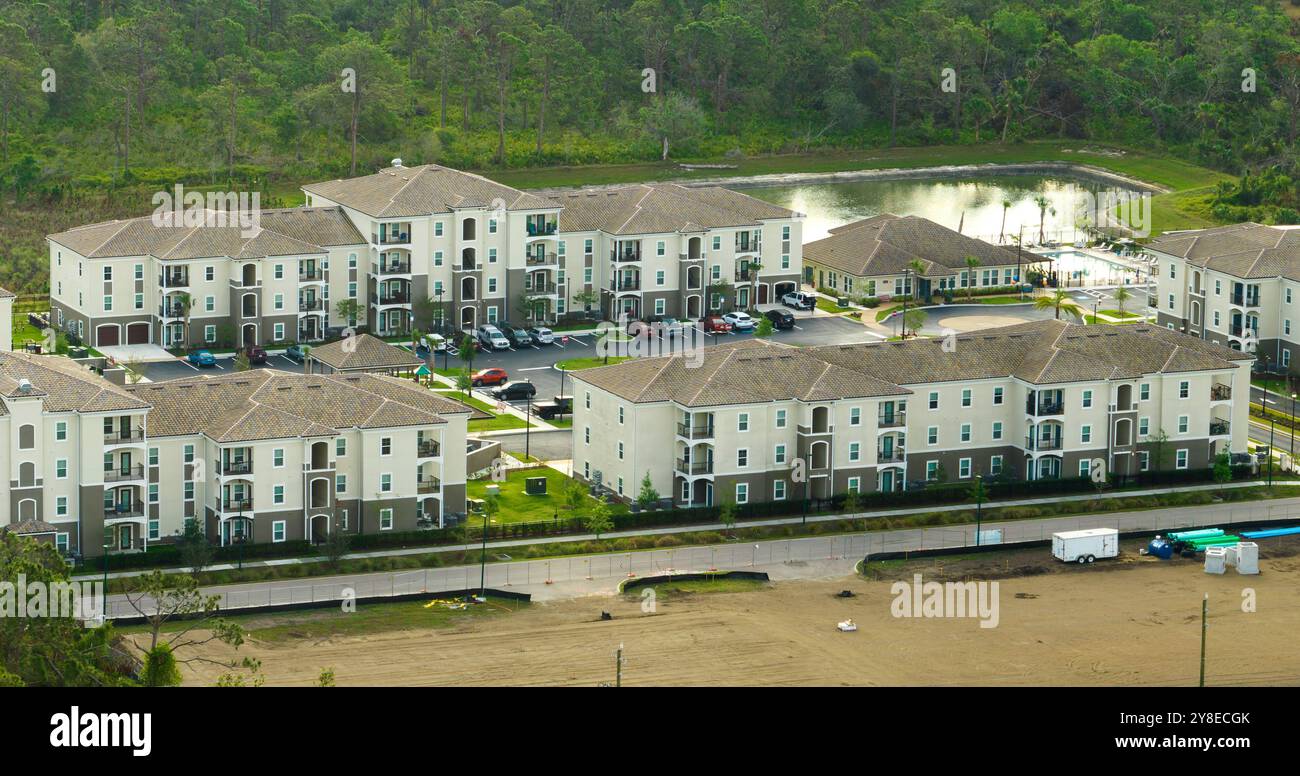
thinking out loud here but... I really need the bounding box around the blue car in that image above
[187,349,216,367]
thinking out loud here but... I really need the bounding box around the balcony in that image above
[1026,435,1063,451]
[526,252,559,267]
[1210,421,1231,437]
[877,412,906,428]
[105,428,145,445]
[1230,294,1260,308]
[675,459,714,476]
[159,304,186,319]
[1147,296,1158,308]
[734,240,760,255]
[611,248,642,263]
[299,298,324,313]
[372,260,411,276]
[159,273,189,288]
[103,464,145,483]
[373,225,412,246]
[417,478,441,494]
[106,500,146,519]
[219,498,253,513]
[298,267,325,282]
[221,460,253,476]
[797,424,834,436]
[876,448,905,464]
[1026,400,1064,416]
[371,291,410,306]
[676,422,714,440]
[735,268,756,283]
[418,440,441,458]
[1211,384,1232,401]
[613,279,641,292]
[526,221,558,237]
[527,282,560,295]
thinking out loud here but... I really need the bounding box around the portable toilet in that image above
[1236,542,1260,575]
[1204,547,1227,574]
[1224,544,1239,567]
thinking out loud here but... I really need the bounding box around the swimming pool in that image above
[1030,249,1150,288]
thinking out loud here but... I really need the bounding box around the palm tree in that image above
[998,199,1011,243]
[175,292,192,349]
[1033,289,1083,321]
[902,258,927,338]
[1034,195,1050,244]
[963,255,981,300]
[1113,286,1132,318]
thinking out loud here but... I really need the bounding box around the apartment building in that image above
[803,214,1025,299]
[1148,222,1300,372]
[551,183,803,320]
[47,207,366,349]
[568,321,1250,507]
[124,370,470,550]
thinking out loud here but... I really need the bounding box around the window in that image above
[618,407,624,425]
[928,391,939,410]
[56,459,68,479]
[1139,451,1151,471]
[336,438,347,456]
[774,481,786,500]
[1140,383,1150,401]
[55,422,67,441]
[737,449,748,467]
[1079,459,1091,477]
[847,477,861,494]
[205,296,215,312]
[380,508,394,530]
[380,473,392,492]
[849,407,861,426]
[103,266,112,281]
[56,497,68,517]
[184,482,194,500]
[738,413,749,432]
[1289,288,1294,304]
[1081,425,1092,444]
[273,322,285,340]
[103,295,112,311]
[148,484,158,503]
[735,483,748,504]
[1175,449,1188,470]
[273,485,285,505]
[656,270,665,286]
[774,444,786,464]
[775,409,787,429]
[272,521,286,542]
[1167,294,1174,310]
[993,387,1003,405]
[961,389,972,407]
[585,392,591,409]
[848,442,860,462]
[1178,415,1189,434]
[618,442,624,460]
[1169,263,1176,279]
[148,520,159,541]
[992,421,1003,441]
[380,437,393,456]
[488,218,497,234]
[434,251,443,267]
[990,455,1003,476]
[712,236,721,251]
[183,444,195,463]
[584,427,590,444]
[435,222,444,237]
[655,298,666,315]
[1286,349,1293,368]
[927,427,938,445]
[958,458,971,478]
[489,248,497,263]
[149,447,159,466]
[273,448,284,467]
[1139,417,1149,436]
[273,293,284,311]
[926,461,939,481]
[488,278,497,293]
[1178,381,1189,399]
[135,293,143,310]
[960,424,971,443]
[336,474,347,494]
[1082,390,1092,409]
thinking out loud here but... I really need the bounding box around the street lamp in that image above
[101,536,113,612]
[1291,393,1297,459]
[974,475,984,546]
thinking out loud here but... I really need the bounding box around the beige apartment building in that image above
[0,350,469,558]
[1148,222,1300,373]
[569,321,1250,507]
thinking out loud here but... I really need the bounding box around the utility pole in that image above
[1199,593,1208,688]
[615,643,624,688]
[1269,418,1275,487]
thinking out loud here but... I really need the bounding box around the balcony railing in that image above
[675,459,714,476]
[876,449,905,463]
[221,460,253,476]
[105,428,145,444]
[1210,421,1231,436]
[219,498,254,513]
[418,441,441,458]
[611,248,642,263]
[159,274,189,288]
[797,424,834,435]
[676,422,714,439]
[734,240,760,254]
[372,261,411,276]
[107,501,146,518]
[371,291,410,305]
[1026,435,1063,451]
[613,279,641,292]
[1026,400,1064,416]
[527,282,559,295]
[374,228,411,245]
[526,252,559,266]
[103,465,145,483]
[455,260,477,272]
[298,267,324,282]
[1211,384,1232,401]
[159,305,186,318]
[526,222,558,237]
[417,479,441,494]
[877,412,906,428]
[299,298,324,313]
[735,268,756,282]
[1230,294,1261,308]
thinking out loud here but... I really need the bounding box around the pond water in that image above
[742,173,1139,247]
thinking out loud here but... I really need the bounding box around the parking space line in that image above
[179,360,199,371]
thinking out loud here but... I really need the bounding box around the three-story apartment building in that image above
[569,321,1250,507]
[1149,222,1300,372]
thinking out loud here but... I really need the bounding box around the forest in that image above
[0,0,1298,295]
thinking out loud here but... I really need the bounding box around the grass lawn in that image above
[1099,309,1141,319]
[434,388,535,431]
[874,305,899,322]
[547,417,574,429]
[622,574,770,599]
[556,356,629,370]
[817,296,851,314]
[1083,315,1144,325]
[1252,376,1292,396]
[11,314,67,352]
[467,466,624,525]
[962,295,1032,305]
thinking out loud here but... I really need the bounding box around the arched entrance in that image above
[242,323,257,347]
[460,306,477,331]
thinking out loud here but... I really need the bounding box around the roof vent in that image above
[392,158,403,168]
[17,378,32,393]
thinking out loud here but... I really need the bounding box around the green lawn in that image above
[556,356,629,370]
[11,313,67,352]
[434,389,534,431]
[817,296,852,314]
[467,466,625,525]
[622,574,769,599]
[1099,309,1141,319]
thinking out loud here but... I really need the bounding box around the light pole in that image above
[974,475,984,546]
[1269,417,1275,487]
[101,536,112,612]
[478,505,489,601]
[1291,393,1297,459]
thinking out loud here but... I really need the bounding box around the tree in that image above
[459,334,477,371]
[842,489,861,513]
[963,255,981,300]
[233,350,251,372]
[0,22,45,165]
[1113,286,1132,317]
[754,316,774,338]
[637,472,659,508]
[335,298,361,328]
[1213,452,1233,494]
[718,499,737,534]
[1150,429,1171,473]
[299,34,407,176]
[321,528,351,569]
[584,500,613,539]
[998,199,1012,244]
[563,478,588,514]
[177,520,213,576]
[1034,195,1051,244]
[1033,289,1083,321]
[456,366,472,400]
[903,308,927,338]
[120,572,247,686]
[639,92,707,160]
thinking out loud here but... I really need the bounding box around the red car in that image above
[702,315,733,333]
[471,367,508,387]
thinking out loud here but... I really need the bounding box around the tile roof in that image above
[307,334,424,372]
[47,207,363,260]
[2,520,60,536]
[574,321,1251,404]
[0,286,15,299]
[1146,223,1300,281]
[126,370,471,443]
[302,163,554,218]
[552,183,796,235]
[0,351,150,414]
[803,214,1023,278]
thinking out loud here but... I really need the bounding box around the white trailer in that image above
[1052,528,1119,564]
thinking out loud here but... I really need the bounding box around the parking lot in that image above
[137,351,305,382]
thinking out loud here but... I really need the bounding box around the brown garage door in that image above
[96,325,119,346]
[127,322,150,344]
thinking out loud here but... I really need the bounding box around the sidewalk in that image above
[77,478,1293,582]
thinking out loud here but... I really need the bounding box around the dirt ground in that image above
[175,538,1300,686]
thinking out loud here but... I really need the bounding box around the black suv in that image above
[764,309,795,330]
[490,381,537,401]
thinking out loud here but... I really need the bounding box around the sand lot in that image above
[175,539,1300,686]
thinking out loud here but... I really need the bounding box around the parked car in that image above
[531,395,573,419]
[764,309,795,330]
[649,316,684,337]
[243,345,268,365]
[499,321,532,347]
[701,315,733,334]
[527,326,555,345]
[187,349,216,367]
[782,291,816,310]
[284,344,306,363]
[471,367,509,387]
[491,381,537,401]
[723,311,756,330]
[476,324,511,351]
